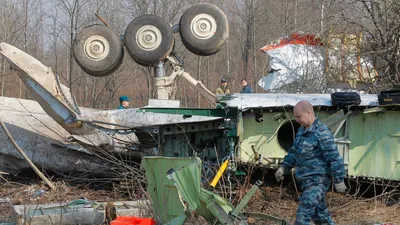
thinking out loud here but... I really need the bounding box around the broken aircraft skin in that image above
[0,96,110,175]
[142,156,290,225]
[1,41,400,185]
[140,93,400,184]
[0,42,224,176]
[0,0,399,186]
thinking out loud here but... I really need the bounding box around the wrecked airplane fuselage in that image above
[1,41,400,183]
[0,96,110,175]
[219,93,400,181]
[0,42,226,175]
[141,93,400,183]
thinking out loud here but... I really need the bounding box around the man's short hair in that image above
[119,95,131,102]
[241,78,247,82]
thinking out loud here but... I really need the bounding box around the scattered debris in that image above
[0,120,56,190]
[13,199,149,225]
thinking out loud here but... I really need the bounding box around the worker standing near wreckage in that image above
[118,95,131,109]
[215,78,231,94]
[275,100,346,225]
[240,78,252,93]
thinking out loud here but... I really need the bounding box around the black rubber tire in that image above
[124,15,174,66]
[179,3,229,56]
[73,24,124,77]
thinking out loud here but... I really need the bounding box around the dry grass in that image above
[244,185,400,225]
[0,181,121,206]
[1,174,399,225]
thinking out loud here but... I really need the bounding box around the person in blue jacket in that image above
[275,100,346,225]
[240,78,252,93]
[118,95,131,109]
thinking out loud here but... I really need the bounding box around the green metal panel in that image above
[163,133,192,157]
[142,157,238,225]
[161,121,225,158]
[166,158,236,224]
[347,111,400,180]
[141,157,198,224]
[239,112,285,164]
[238,111,332,165]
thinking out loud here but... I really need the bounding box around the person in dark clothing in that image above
[275,100,346,225]
[240,79,252,93]
[118,95,131,109]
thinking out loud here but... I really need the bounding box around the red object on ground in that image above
[110,216,157,225]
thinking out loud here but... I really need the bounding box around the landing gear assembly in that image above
[73,3,229,102]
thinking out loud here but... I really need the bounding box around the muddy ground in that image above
[0,174,399,225]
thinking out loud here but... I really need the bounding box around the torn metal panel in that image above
[166,159,203,212]
[166,158,236,224]
[0,96,69,141]
[0,42,220,137]
[0,42,221,153]
[14,200,105,225]
[258,33,375,93]
[140,157,194,224]
[0,42,84,134]
[82,108,223,130]
[13,200,148,225]
[71,131,116,147]
[146,156,290,225]
[0,43,139,148]
[0,96,111,175]
[222,93,379,110]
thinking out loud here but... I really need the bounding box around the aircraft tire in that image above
[73,24,124,77]
[124,14,174,66]
[179,3,229,56]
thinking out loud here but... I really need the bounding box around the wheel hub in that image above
[83,35,110,61]
[136,25,162,51]
[190,13,217,39]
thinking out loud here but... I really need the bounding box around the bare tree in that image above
[46,0,91,91]
[5,0,388,106]
[0,0,22,97]
[334,0,400,90]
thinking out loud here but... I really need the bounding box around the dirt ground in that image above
[0,176,399,225]
[0,176,130,224]
[246,185,400,225]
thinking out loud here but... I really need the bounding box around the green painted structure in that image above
[139,94,400,182]
[347,110,400,180]
[141,156,290,225]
